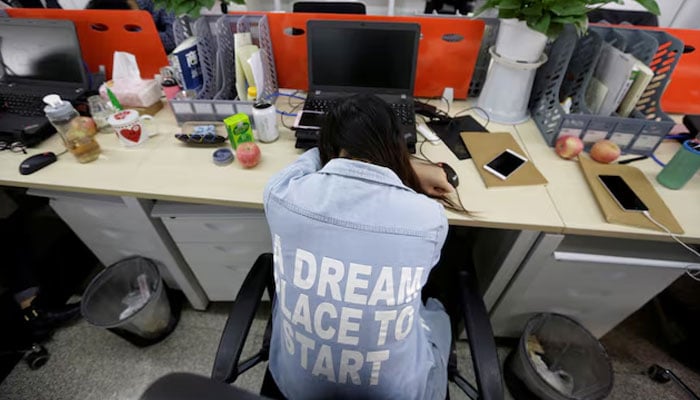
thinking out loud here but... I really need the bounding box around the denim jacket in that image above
[264,148,450,400]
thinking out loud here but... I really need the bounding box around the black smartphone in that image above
[598,174,648,212]
[293,110,326,130]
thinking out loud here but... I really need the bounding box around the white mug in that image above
[107,109,155,147]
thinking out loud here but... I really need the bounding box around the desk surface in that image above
[1,100,698,243]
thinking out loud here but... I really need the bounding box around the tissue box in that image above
[99,79,161,108]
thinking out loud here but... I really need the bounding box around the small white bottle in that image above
[252,102,279,143]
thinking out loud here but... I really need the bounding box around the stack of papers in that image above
[585,43,653,117]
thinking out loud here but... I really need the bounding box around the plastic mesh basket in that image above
[529,25,682,156]
[468,17,500,98]
[169,14,279,125]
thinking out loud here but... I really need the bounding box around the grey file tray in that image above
[529,25,683,156]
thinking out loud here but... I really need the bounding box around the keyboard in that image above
[0,92,46,117]
[305,97,415,126]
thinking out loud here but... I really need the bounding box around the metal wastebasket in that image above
[505,313,614,400]
[81,257,179,346]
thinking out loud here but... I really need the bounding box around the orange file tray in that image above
[7,9,168,80]
[263,12,485,99]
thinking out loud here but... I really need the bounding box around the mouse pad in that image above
[578,155,683,233]
[461,132,548,188]
[428,115,487,160]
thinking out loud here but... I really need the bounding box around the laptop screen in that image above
[307,20,420,95]
[0,18,87,87]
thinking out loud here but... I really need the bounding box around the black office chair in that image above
[142,249,504,400]
[292,1,366,14]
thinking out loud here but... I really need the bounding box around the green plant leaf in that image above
[498,0,522,10]
[549,1,589,16]
[521,2,543,16]
[530,12,551,36]
[498,8,520,19]
[633,0,660,15]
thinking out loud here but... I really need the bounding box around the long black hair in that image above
[319,94,423,194]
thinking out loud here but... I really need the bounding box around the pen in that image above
[618,155,648,165]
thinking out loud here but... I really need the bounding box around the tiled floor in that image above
[1,301,698,400]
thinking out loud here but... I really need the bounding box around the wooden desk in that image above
[1,101,698,329]
[515,119,700,244]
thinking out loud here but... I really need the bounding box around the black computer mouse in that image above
[19,152,57,175]
[439,162,459,188]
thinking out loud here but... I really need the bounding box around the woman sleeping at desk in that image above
[263,94,456,399]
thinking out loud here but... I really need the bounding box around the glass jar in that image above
[87,95,112,133]
[43,94,101,163]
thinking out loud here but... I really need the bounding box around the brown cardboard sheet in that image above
[579,155,683,233]
[460,132,547,187]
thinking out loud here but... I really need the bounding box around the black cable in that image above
[280,100,304,130]
[453,106,491,130]
[415,139,476,216]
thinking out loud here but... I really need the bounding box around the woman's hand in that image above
[411,160,455,197]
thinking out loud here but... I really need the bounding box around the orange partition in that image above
[641,26,700,115]
[263,12,485,99]
[7,9,168,80]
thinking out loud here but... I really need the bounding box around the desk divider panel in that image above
[264,12,485,99]
[6,9,168,81]
[633,25,700,115]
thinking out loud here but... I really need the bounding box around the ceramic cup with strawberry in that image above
[107,109,155,147]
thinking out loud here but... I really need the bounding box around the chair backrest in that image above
[292,1,366,14]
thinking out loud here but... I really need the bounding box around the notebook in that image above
[301,20,420,152]
[0,18,89,146]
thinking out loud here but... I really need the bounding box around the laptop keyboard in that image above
[0,92,46,117]
[306,98,415,126]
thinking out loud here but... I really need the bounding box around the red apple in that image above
[71,116,98,136]
[236,142,261,168]
[554,135,584,159]
[590,140,621,163]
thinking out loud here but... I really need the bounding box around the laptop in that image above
[300,20,420,152]
[0,18,89,146]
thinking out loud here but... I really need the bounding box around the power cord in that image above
[453,106,491,130]
[642,210,700,281]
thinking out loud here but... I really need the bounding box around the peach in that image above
[590,140,621,164]
[555,135,584,159]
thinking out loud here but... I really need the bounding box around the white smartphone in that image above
[293,110,326,130]
[483,149,528,180]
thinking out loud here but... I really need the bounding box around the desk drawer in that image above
[50,198,148,236]
[177,242,273,301]
[162,216,271,243]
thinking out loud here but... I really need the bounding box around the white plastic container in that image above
[252,102,279,142]
[495,19,549,63]
[477,47,547,124]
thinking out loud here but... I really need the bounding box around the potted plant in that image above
[477,0,661,63]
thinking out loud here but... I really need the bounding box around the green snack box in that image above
[224,113,254,150]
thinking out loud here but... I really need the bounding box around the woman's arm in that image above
[411,160,454,197]
[264,148,322,205]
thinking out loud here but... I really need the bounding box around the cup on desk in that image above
[656,139,700,190]
[107,109,156,147]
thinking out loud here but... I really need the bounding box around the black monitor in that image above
[307,20,420,95]
[0,18,88,88]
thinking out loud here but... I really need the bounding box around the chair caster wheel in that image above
[25,344,49,370]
